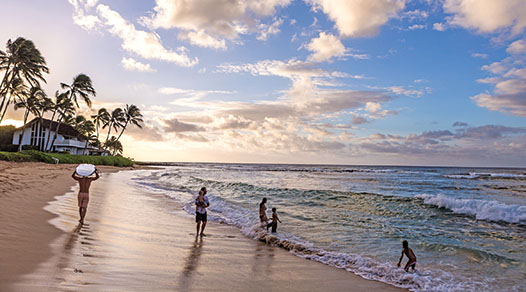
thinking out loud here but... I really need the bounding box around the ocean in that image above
[131,163,526,291]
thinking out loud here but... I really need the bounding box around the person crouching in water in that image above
[397,240,417,272]
[195,187,210,236]
[266,208,282,233]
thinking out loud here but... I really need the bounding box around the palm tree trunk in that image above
[104,122,113,144]
[115,121,128,144]
[0,66,13,119]
[44,109,57,152]
[0,70,16,123]
[84,139,89,155]
[49,116,64,153]
[17,110,30,152]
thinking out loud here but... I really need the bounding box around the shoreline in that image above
[2,162,405,291]
[0,161,135,291]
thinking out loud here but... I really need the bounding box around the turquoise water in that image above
[132,164,526,291]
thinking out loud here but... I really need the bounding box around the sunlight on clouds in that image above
[307,32,346,62]
[308,0,405,37]
[121,57,156,72]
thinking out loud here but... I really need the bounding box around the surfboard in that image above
[76,164,96,177]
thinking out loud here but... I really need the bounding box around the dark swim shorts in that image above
[196,212,207,222]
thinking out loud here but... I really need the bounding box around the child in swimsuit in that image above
[397,240,417,272]
[266,208,282,233]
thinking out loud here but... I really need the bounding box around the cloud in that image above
[68,0,101,30]
[408,24,425,30]
[162,118,206,132]
[178,30,227,50]
[308,0,405,37]
[470,52,488,59]
[507,39,526,55]
[121,57,156,72]
[433,22,446,31]
[452,121,468,127]
[386,85,432,97]
[472,39,526,116]
[257,18,284,41]
[307,32,347,62]
[443,0,526,36]
[95,4,198,67]
[125,123,164,141]
[140,0,291,48]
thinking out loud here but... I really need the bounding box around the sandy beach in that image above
[0,162,404,291]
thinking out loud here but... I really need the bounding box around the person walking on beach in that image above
[397,240,417,272]
[72,169,99,224]
[195,187,210,236]
[266,207,282,233]
[259,198,268,226]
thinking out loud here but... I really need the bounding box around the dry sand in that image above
[1,162,405,291]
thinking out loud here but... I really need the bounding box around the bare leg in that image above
[196,221,201,234]
[200,221,207,236]
[79,207,83,223]
[80,208,87,224]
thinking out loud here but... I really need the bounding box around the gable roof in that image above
[17,117,87,140]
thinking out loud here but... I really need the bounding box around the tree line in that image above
[0,37,143,155]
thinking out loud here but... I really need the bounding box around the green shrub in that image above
[0,150,134,167]
[0,144,19,152]
[22,145,40,151]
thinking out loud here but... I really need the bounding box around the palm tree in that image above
[114,104,143,144]
[90,108,109,141]
[48,97,75,152]
[104,136,123,155]
[60,74,95,108]
[49,73,96,151]
[44,91,68,151]
[35,96,54,151]
[14,86,45,151]
[0,37,49,122]
[102,108,124,144]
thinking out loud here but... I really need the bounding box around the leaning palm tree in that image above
[0,37,49,123]
[60,73,95,108]
[14,86,45,151]
[48,97,75,152]
[104,136,123,155]
[48,74,95,152]
[91,108,109,141]
[102,108,124,144]
[44,91,68,151]
[34,96,54,150]
[115,104,143,144]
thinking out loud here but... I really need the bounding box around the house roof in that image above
[17,117,87,140]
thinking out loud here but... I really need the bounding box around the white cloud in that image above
[443,0,526,35]
[178,30,227,50]
[386,86,431,97]
[408,24,425,30]
[507,39,526,55]
[308,0,405,37]
[140,0,291,48]
[472,41,526,116]
[307,32,346,62]
[257,18,284,41]
[471,52,488,59]
[96,4,198,67]
[121,57,156,72]
[433,22,446,31]
[68,0,101,30]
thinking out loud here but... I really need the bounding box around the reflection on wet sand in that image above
[178,235,204,290]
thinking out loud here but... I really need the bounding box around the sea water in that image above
[131,164,526,291]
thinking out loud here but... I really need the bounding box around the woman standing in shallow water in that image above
[259,198,268,226]
[195,187,210,236]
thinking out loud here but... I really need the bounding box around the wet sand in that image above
[2,163,404,291]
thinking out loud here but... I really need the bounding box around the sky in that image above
[1,0,525,167]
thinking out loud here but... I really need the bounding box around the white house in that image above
[12,118,107,155]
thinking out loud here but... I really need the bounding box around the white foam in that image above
[416,194,526,223]
[444,172,526,179]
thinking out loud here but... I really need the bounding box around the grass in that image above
[0,150,134,167]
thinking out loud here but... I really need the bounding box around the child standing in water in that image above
[266,208,282,233]
[397,240,417,272]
